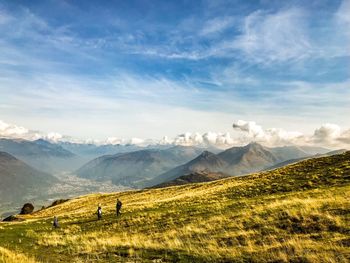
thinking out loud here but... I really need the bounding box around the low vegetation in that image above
[0,152,349,262]
[0,247,36,263]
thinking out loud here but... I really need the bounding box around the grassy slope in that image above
[0,152,349,262]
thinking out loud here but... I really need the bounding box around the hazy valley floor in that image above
[0,173,128,219]
[0,152,349,262]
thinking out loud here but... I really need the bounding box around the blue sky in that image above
[0,0,349,142]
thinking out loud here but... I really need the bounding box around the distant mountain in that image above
[0,138,78,173]
[298,146,330,155]
[58,142,144,158]
[0,138,74,158]
[152,171,230,188]
[268,145,310,161]
[59,141,223,158]
[75,141,341,189]
[145,151,227,187]
[0,151,59,204]
[318,149,348,156]
[76,146,204,187]
[145,143,271,187]
[146,143,309,187]
[218,142,279,175]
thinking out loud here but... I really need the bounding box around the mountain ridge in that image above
[76,145,205,186]
[147,142,306,187]
[0,138,79,173]
[0,151,59,205]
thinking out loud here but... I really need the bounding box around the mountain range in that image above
[0,138,80,173]
[58,141,145,159]
[78,142,328,188]
[0,138,340,205]
[0,136,346,218]
[145,143,293,187]
[76,146,204,186]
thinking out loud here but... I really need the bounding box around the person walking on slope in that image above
[53,216,59,228]
[116,199,122,217]
[97,204,102,220]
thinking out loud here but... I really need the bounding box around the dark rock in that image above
[20,203,34,214]
[2,215,24,222]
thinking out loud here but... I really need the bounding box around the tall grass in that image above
[0,152,349,262]
[0,247,37,263]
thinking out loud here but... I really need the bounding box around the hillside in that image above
[1,152,349,262]
[77,146,204,187]
[266,149,348,171]
[152,171,230,188]
[0,151,59,206]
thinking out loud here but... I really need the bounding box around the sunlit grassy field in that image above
[0,152,349,262]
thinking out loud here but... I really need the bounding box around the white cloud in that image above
[130,7,314,63]
[45,132,64,142]
[0,119,67,142]
[173,132,202,146]
[336,0,350,32]
[232,120,350,148]
[105,137,124,145]
[128,138,145,145]
[1,119,349,149]
[337,129,350,144]
[232,120,265,138]
[0,120,29,138]
[312,124,342,145]
[232,120,305,146]
[171,131,235,148]
[231,8,312,64]
[200,16,234,36]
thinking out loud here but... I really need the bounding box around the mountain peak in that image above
[246,141,264,149]
[198,150,216,159]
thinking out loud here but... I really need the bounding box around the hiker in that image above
[53,216,59,228]
[97,204,102,220]
[116,199,122,216]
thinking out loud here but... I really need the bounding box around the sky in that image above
[0,0,349,148]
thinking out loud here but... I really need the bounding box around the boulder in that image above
[20,203,34,215]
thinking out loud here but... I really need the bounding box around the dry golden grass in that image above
[0,152,349,262]
[0,247,37,263]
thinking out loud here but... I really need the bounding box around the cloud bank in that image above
[0,120,67,142]
[232,120,350,149]
[0,119,349,149]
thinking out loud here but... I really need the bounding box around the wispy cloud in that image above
[336,0,350,36]
[0,1,348,141]
[230,8,312,64]
[114,7,311,63]
[199,16,235,37]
